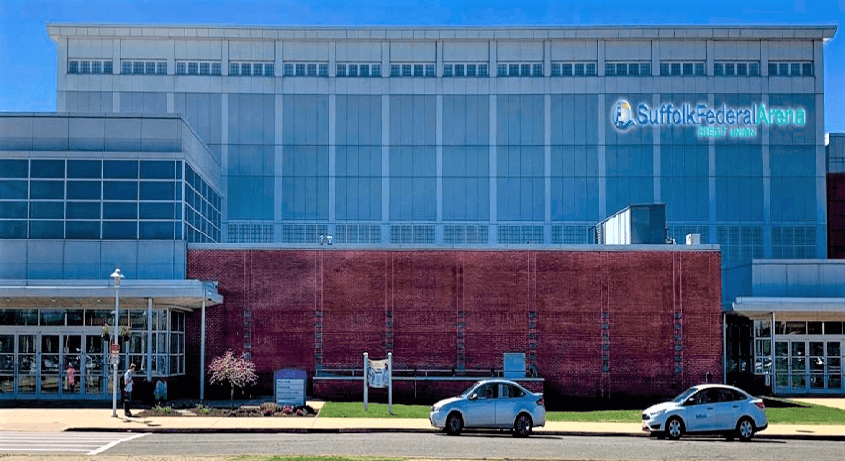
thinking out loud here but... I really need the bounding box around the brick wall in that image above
[187,249,722,404]
[829,173,845,259]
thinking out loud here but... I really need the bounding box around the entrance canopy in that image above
[733,297,845,321]
[0,279,222,310]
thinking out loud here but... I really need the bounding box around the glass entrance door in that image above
[62,335,82,396]
[40,334,60,395]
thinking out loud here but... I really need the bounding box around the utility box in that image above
[503,353,526,379]
[274,369,306,407]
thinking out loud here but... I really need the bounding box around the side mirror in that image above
[469,393,478,400]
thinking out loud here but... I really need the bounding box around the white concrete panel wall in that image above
[604,41,651,60]
[335,41,383,61]
[442,41,489,61]
[496,41,543,61]
[712,40,761,60]
[389,41,436,61]
[120,40,171,59]
[282,41,330,60]
[174,40,223,60]
[657,40,706,59]
[228,40,274,60]
[68,39,114,58]
[549,41,598,60]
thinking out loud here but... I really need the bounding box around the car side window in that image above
[510,385,524,398]
[718,389,736,402]
[477,384,497,399]
[687,391,704,405]
[498,384,510,399]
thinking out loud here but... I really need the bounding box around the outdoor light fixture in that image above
[326,234,332,245]
[319,234,325,245]
[109,268,124,418]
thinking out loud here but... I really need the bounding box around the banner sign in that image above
[612,99,807,140]
[367,359,389,388]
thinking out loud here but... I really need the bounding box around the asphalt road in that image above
[94,432,845,460]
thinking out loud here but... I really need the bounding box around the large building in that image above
[0,24,839,401]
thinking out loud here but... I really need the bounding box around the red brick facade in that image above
[187,249,722,406]
[829,173,845,259]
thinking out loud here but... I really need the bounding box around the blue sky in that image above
[1,0,843,132]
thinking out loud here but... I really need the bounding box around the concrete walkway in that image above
[1,403,845,440]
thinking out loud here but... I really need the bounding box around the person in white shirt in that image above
[123,363,135,417]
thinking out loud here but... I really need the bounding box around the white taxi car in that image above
[429,379,545,437]
[642,384,768,441]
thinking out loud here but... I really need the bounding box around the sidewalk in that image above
[2,404,845,440]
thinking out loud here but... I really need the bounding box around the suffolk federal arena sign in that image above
[612,99,806,139]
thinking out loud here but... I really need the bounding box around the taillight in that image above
[536,396,545,406]
[754,400,765,410]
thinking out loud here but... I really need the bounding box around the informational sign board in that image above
[274,369,306,407]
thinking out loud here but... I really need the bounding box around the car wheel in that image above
[666,417,684,440]
[513,413,533,437]
[736,417,755,442]
[445,412,463,436]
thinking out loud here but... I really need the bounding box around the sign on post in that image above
[274,369,306,407]
[109,344,120,366]
[363,352,392,414]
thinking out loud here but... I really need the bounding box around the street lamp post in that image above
[110,268,124,418]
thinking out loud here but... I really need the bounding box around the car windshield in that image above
[459,383,481,398]
[672,387,699,403]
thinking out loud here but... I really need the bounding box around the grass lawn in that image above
[318,402,432,418]
[237,457,494,461]
[319,401,845,425]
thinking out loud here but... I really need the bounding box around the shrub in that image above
[153,404,172,414]
[261,402,278,416]
[195,404,210,415]
[282,405,294,415]
[296,408,304,416]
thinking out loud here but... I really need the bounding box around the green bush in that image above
[153,404,172,414]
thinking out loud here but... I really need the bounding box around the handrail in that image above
[315,367,508,378]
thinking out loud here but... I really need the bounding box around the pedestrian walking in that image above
[66,363,76,392]
[123,363,135,417]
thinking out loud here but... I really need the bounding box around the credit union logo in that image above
[611,98,806,140]
[612,99,636,130]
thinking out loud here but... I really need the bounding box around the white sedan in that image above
[642,384,768,441]
[429,379,545,437]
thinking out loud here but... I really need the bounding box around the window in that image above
[157,62,167,75]
[307,63,317,76]
[443,64,453,77]
[122,61,132,75]
[177,62,187,75]
[585,63,596,76]
[509,64,519,76]
[91,61,101,74]
[605,62,615,76]
[466,64,476,77]
[695,62,705,76]
[616,63,627,76]
[768,62,778,76]
[68,61,79,74]
[478,64,488,77]
[188,62,198,75]
[454,64,464,77]
[725,63,735,76]
[360,64,369,77]
[520,63,530,76]
[779,62,789,76]
[252,63,262,76]
[660,62,669,76]
[199,62,209,75]
[103,61,113,74]
[402,64,411,76]
[750,62,759,76]
[319,63,328,77]
[145,62,155,74]
[391,64,400,77]
[574,63,585,76]
[532,63,543,77]
[295,63,305,76]
[348,64,358,77]
[497,64,507,77]
[671,63,681,75]
[80,61,91,74]
[425,64,435,77]
[628,63,639,76]
[791,63,800,76]
[737,63,747,76]
[241,63,251,76]
[413,64,423,77]
[133,62,144,74]
[337,64,346,77]
[372,64,381,77]
[284,63,294,76]
[802,62,813,76]
[212,63,221,75]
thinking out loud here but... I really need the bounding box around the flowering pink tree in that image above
[207,350,258,405]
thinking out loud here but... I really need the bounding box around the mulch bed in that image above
[135,405,317,418]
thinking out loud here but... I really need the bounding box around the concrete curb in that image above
[61,426,845,441]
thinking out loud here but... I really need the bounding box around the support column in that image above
[544,94,551,244]
[275,94,284,240]
[329,94,337,223]
[382,95,390,242]
[436,94,443,244]
[221,94,229,242]
[762,93,772,258]
[597,93,606,219]
[146,298,153,382]
[708,93,717,243]
[489,94,498,243]
[200,300,206,400]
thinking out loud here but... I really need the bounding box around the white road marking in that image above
[0,431,147,455]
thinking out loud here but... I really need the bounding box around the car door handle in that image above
[706,407,714,410]
[732,405,739,408]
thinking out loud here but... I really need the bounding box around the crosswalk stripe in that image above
[88,433,146,455]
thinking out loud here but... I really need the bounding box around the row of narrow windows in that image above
[68,59,814,78]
